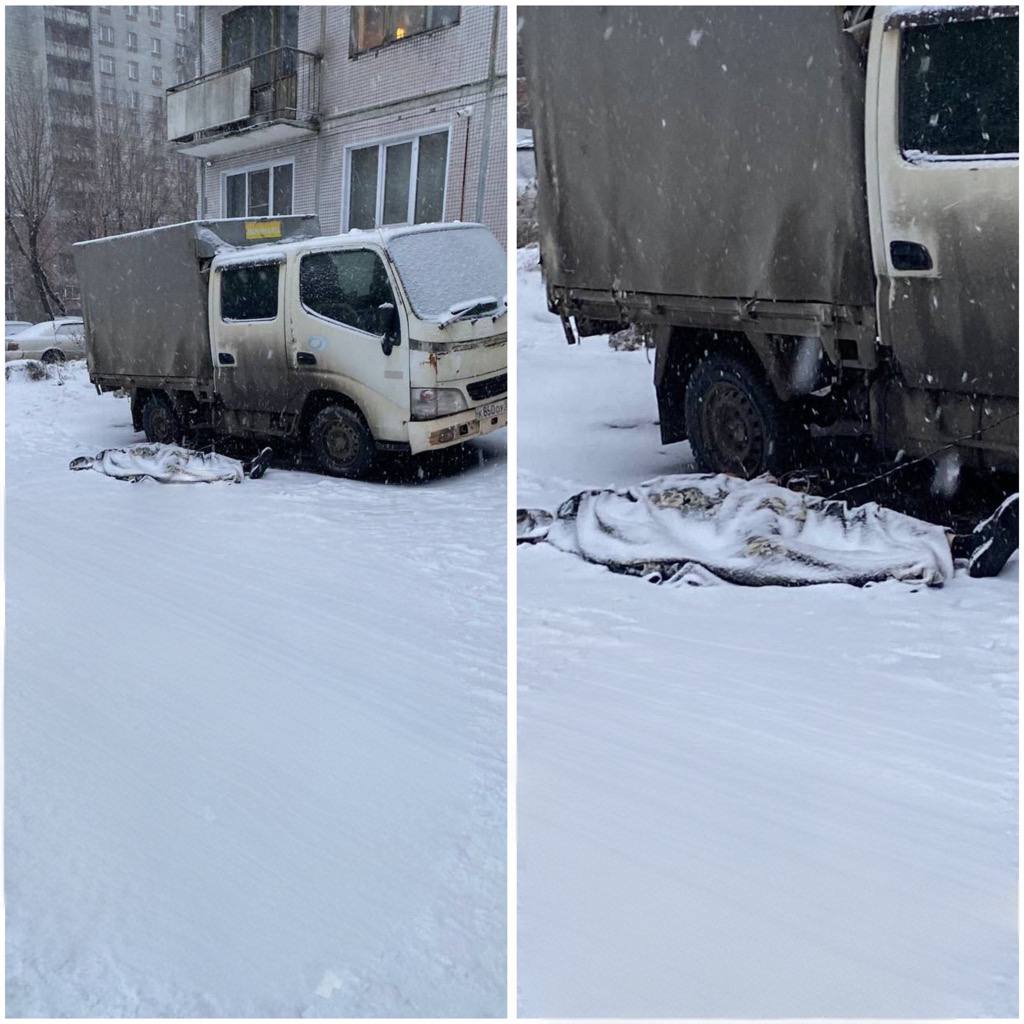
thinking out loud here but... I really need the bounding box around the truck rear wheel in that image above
[307,404,375,478]
[684,353,798,478]
[141,393,184,445]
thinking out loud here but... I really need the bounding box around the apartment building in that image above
[93,5,197,129]
[167,5,507,246]
[4,4,197,319]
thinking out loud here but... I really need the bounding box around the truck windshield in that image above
[387,226,506,324]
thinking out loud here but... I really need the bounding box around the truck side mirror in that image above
[378,302,400,356]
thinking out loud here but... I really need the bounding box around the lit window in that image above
[350,7,459,55]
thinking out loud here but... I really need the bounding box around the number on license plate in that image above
[478,401,505,419]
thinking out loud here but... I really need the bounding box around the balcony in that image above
[167,47,320,158]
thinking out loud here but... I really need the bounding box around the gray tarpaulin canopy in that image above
[522,6,876,307]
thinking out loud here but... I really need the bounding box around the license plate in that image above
[477,400,506,420]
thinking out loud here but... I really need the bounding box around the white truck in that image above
[523,5,1018,478]
[73,216,507,477]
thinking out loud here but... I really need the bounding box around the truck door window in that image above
[220,263,279,321]
[299,250,396,335]
[900,16,1018,158]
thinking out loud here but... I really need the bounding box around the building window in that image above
[151,37,161,56]
[100,83,115,104]
[350,7,459,55]
[126,6,138,20]
[175,6,188,30]
[149,6,162,24]
[127,61,139,81]
[99,55,115,75]
[126,31,138,51]
[224,163,294,218]
[98,23,114,45]
[175,42,188,61]
[150,94,164,115]
[152,65,162,85]
[346,130,449,230]
[222,7,298,67]
[128,89,140,111]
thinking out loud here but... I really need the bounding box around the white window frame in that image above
[98,23,114,45]
[175,6,187,30]
[151,37,161,56]
[149,6,162,24]
[126,30,138,50]
[126,5,138,20]
[127,60,139,81]
[220,158,296,219]
[99,54,114,75]
[341,126,452,232]
[152,65,162,85]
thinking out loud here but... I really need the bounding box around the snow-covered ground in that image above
[516,248,1018,1017]
[5,363,505,1016]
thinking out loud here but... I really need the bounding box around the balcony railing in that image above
[167,46,320,153]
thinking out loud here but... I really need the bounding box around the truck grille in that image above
[467,373,507,401]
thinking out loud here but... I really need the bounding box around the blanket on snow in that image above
[518,474,954,588]
[70,444,245,484]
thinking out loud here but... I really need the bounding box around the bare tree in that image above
[5,75,66,318]
[71,99,197,242]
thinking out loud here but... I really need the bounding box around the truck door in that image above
[869,6,1018,398]
[212,257,292,417]
[288,245,410,444]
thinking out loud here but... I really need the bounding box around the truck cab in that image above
[207,222,507,475]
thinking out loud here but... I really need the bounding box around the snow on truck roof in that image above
[208,221,491,268]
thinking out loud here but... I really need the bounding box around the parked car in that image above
[5,318,86,363]
[5,321,31,336]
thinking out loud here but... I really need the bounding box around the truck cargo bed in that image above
[522,6,876,311]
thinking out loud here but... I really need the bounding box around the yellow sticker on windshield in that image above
[245,220,282,240]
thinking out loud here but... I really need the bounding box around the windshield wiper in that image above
[437,295,505,329]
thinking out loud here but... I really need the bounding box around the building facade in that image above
[5,4,197,320]
[167,5,507,247]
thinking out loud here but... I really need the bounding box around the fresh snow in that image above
[516,247,1018,1017]
[5,363,506,1017]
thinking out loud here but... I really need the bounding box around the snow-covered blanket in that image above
[69,444,245,484]
[519,474,955,588]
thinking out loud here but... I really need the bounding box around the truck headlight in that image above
[410,387,467,420]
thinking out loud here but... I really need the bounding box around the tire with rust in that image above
[141,392,184,445]
[684,353,801,478]
[307,404,376,478]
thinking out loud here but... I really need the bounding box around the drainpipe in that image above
[197,12,205,218]
[314,5,326,221]
[473,6,501,224]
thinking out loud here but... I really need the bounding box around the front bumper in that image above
[407,397,507,454]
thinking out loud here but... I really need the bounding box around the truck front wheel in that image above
[684,354,798,478]
[307,404,375,478]
[141,393,184,445]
